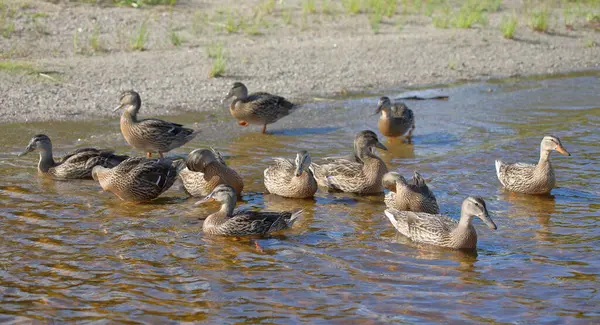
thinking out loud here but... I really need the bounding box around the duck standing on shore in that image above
[222,82,297,134]
[18,134,128,180]
[495,135,570,195]
[114,90,199,158]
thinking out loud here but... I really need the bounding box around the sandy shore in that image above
[0,0,599,123]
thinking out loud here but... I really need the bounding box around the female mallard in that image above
[376,97,415,139]
[197,184,302,236]
[382,171,439,214]
[18,134,128,180]
[264,150,317,199]
[176,148,244,198]
[385,196,497,250]
[222,82,297,134]
[495,135,570,195]
[311,130,388,194]
[92,157,177,202]
[114,90,199,158]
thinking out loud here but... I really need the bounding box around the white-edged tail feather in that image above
[384,209,400,232]
[494,160,505,186]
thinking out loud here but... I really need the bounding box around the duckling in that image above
[197,184,302,236]
[113,90,199,158]
[18,134,128,180]
[264,150,317,198]
[376,96,415,139]
[176,148,244,198]
[382,171,439,214]
[495,135,570,195]
[92,157,177,202]
[311,130,388,194]
[222,82,297,134]
[385,196,497,250]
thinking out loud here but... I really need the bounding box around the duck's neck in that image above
[536,148,552,170]
[37,147,55,173]
[355,145,376,162]
[122,105,139,123]
[457,211,474,232]
[380,107,391,119]
[207,197,236,225]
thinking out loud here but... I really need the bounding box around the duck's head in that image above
[375,96,392,116]
[19,134,52,156]
[294,150,312,177]
[222,82,248,104]
[186,149,219,173]
[382,172,401,191]
[196,184,236,205]
[541,135,570,156]
[355,130,387,152]
[113,90,141,115]
[462,196,497,230]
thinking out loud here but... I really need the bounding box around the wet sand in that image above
[0,0,599,123]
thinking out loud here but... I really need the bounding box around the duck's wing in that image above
[311,158,362,191]
[136,118,195,138]
[406,211,456,239]
[210,147,227,167]
[132,159,177,191]
[227,210,296,235]
[264,157,294,181]
[495,161,535,187]
[60,147,103,164]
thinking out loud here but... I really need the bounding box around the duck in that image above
[382,171,439,214]
[196,184,302,236]
[264,150,317,199]
[222,82,297,134]
[91,157,177,202]
[384,196,497,250]
[18,134,128,180]
[311,130,388,194]
[495,135,570,195]
[113,90,199,158]
[176,148,244,198]
[375,96,415,139]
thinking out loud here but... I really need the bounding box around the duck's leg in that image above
[261,124,267,134]
[146,152,152,158]
[238,121,249,126]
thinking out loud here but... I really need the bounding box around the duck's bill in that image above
[113,104,123,112]
[194,196,215,206]
[221,93,233,105]
[18,144,34,157]
[375,142,387,151]
[556,146,571,156]
[374,105,382,116]
[480,213,497,230]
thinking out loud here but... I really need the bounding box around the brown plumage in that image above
[176,148,244,198]
[222,82,297,134]
[92,157,177,202]
[114,90,199,158]
[383,171,439,214]
[18,134,128,180]
[264,151,317,199]
[376,97,415,139]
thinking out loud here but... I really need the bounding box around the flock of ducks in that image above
[18,82,571,251]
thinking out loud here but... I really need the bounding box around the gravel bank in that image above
[1,0,599,123]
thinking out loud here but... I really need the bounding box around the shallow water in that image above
[1,72,599,323]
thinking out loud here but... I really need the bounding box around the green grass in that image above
[453,8,486,28]
[342,0,361,15]
[207,43,226,78]
[321,0,333,15]
[116,0,177,7]
[302,0,317,15]
[584,39,596,47]
[0,60,35,73]
[73,29,80,54]
[130,20,148,51]
[170,30,182,46]
[224,11,241,33]
[501,14,518,39]
[89,24,103,52]
[260,0,276,14]
[282,9,292,25]
[529,8,549,32]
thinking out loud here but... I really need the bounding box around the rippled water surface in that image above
[1,72,599,324]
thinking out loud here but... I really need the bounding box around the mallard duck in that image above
[176,148,244,198]
[264,150,317,199]
[495,135,570,195]
[113,90,199,158]
[376,97,415,139]
[382,171,439,214]
[197,184,302,236]
[222,82,297,134]
[18,134,128,180]
[311,130,388,194]
[91,157,177,202]
[385,196,497,250]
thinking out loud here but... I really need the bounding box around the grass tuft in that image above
[130,20,148,51]
[302,0,317,15]
[207,42,226,78]
[0,60,35,73]
[584,39,596,48]
[501,14,518,39]
[342,0,361,15]
[529,8,549,33]
[89,24,104,52]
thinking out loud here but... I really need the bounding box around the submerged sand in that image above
[0,0,599,123]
